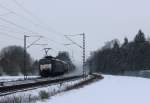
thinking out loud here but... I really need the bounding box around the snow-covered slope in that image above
[37,75,150,103]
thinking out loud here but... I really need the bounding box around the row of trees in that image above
[0,46,36,76]
[87,30,150,74]
[0,45,75,76]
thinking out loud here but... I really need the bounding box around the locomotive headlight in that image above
[40,64,52,70]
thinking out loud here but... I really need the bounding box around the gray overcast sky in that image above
[0,0,150,64]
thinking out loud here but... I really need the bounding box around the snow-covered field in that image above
[37,75,150,103]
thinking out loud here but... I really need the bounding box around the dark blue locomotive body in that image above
[39,56,69,77]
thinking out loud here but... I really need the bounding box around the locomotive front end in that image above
[39,58,52,77]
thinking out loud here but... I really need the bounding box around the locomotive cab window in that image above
[40,64,52,70]
[39,58,52,71]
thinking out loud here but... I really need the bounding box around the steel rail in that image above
[0,75,83,96]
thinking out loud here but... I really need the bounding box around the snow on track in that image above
[0,76,39,82]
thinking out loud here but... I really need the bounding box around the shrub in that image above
[39,90,49,100]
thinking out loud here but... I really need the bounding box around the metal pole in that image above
[64,34,86,78]
[24,35,27,80]
[23,35,44,80]
[83,33,86,78]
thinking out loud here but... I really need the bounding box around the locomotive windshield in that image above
[40,64,52,70]
[39,58,52,71]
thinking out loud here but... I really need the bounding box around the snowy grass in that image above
[0,77,86,103]
[0,94,39,103]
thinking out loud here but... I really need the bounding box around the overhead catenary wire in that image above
[0,1,83,58]
[0,2,72,50]
[12,0,43,24]
[0,4,56,51]
[12,0,83,49]
[0,16,37,34]
[0,16,68,52]
[42,36,77,53]
[11,0,61,35]
[0,3,37,25]
[0,31,23,41]
[0,11,13,16]
[26,36,43,48]
[0,25,27,34]
[42,36,67,46]
[41,36,76,59]
[0,3,43,35]
[0,3,53,35]
[0,1,77,63]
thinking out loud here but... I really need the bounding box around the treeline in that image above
[0,45,75,76]
[0,45,38,76]
[87,30,150,74]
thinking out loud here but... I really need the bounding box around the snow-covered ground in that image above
[0,77,84,102]
[37,75,150,103]
[0,76,39,82]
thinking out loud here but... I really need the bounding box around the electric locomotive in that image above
[39,56,69,77]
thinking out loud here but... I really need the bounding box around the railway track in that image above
[0,75,84,96]
[0,73,103,97]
